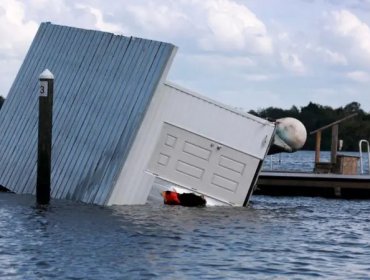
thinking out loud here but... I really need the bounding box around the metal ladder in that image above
[359,140,370,174]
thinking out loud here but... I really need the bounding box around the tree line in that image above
[249,101,370,151]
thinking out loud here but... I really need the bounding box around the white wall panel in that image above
[108,82,275,205]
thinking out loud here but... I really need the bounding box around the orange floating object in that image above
[161,190,206,207]
[161,191,181,205]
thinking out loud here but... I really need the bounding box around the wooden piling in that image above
[36,69,54,205]
[331,124,339,164]
[310,113,357,172]
[315,131,321,163]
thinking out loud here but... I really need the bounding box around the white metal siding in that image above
[108,83,275,205]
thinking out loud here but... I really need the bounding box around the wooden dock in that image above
[255,171,370,198]
[255,114,370,199]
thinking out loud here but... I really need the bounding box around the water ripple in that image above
[0,187,370,279]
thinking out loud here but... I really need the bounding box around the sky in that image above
[1,0,370,112]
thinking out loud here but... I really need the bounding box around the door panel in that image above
[147,123,260,205]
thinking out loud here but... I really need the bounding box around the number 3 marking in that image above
[40,81,48,97]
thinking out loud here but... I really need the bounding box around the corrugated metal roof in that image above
[0,22,175,204]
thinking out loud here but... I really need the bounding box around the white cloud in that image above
[126,2,190,36]
[320,48,347,65]
[186,54,255,69]
[197,0,273,54]
[0,0,38,57]
[124,0,273,55]
[1,0,370,111]
[74,4,123,34]
[346,71,370,82]
[277,32,289,41]
[326,9,370,65]
[168,52,258,90]
[28,0,48,8]
[280,52,306,75]
[243,74,269,81]
[310,46,347,66]
[0,0,38,96]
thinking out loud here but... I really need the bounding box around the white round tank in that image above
[275,117,307,151]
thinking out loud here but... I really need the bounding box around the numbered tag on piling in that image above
[40,81,48,97]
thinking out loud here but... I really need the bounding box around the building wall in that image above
[108,82,275,205]
[0,23,175,205]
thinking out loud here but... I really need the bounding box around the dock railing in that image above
[264,151,368,174]
[268,153,282,170]
[264,152,316,173]
[359,140,370,174]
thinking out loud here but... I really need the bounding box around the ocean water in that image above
[1,151,370,279]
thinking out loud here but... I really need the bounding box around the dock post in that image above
[331,124,338,165]
[36,69,54,205]
[314,131,321,163]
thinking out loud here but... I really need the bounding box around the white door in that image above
[147,123,260,206]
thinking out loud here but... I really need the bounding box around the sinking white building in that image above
[0,23,276,206]
[110,82,275,206]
